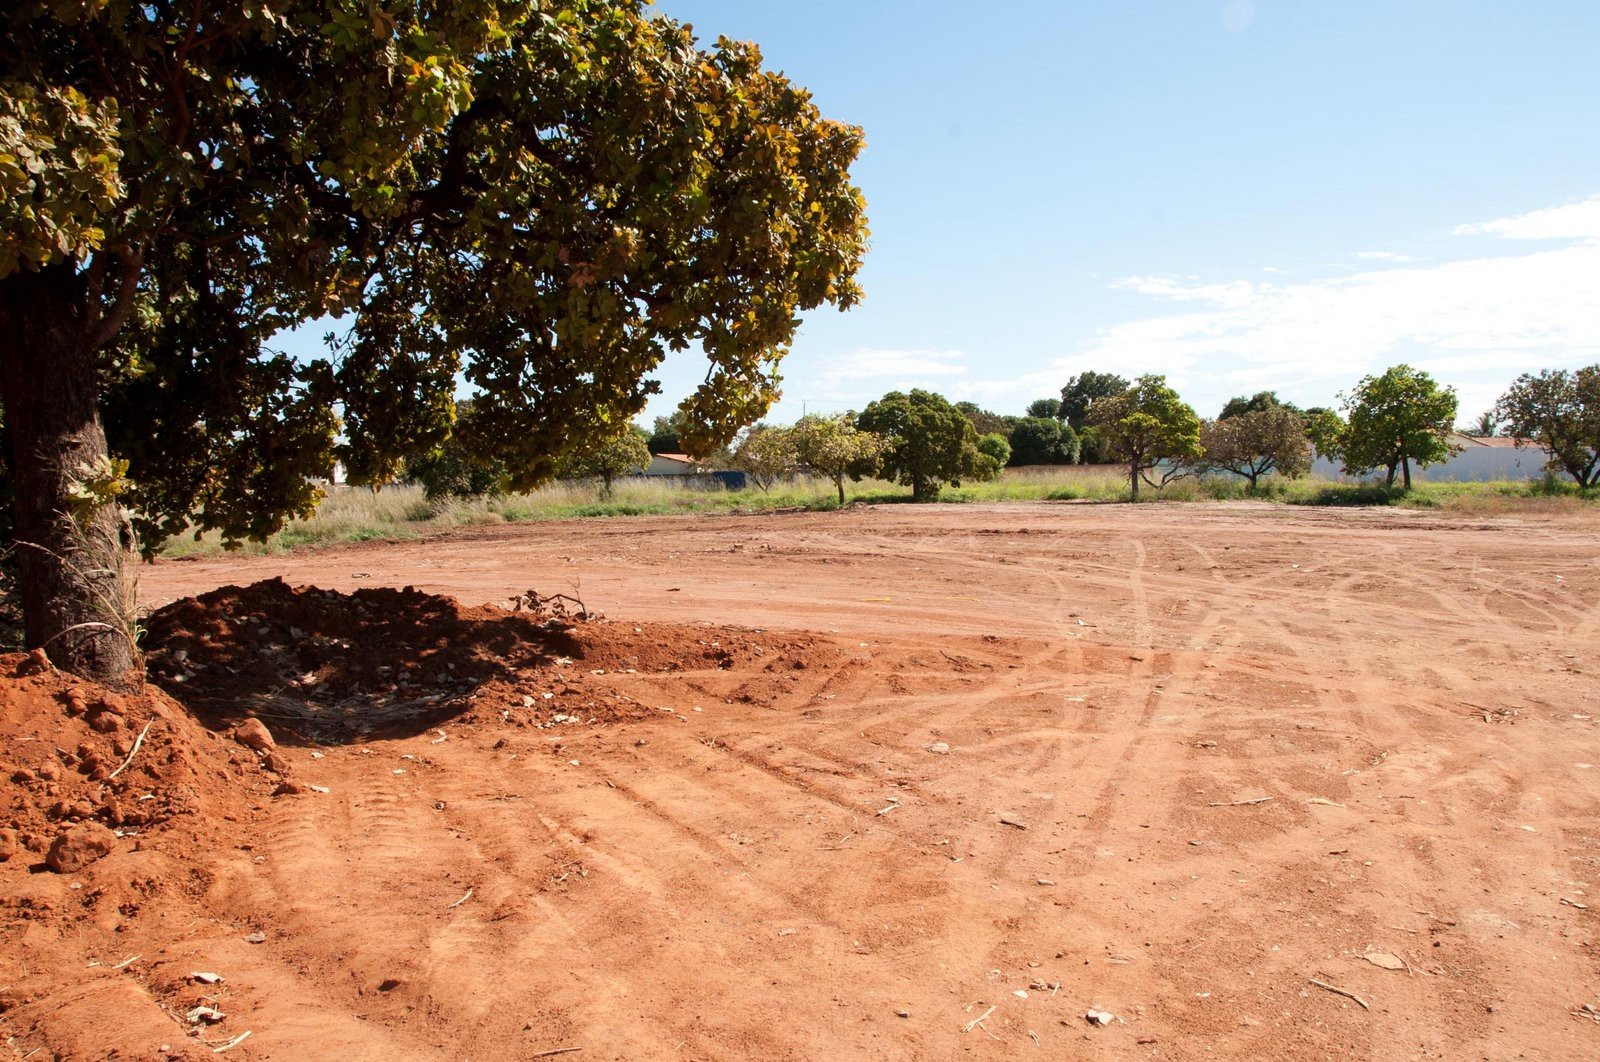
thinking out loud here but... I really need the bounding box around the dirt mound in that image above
[0,652,273,876]
[143,579,837,743]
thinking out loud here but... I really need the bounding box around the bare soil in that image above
[4,500,1599,1059]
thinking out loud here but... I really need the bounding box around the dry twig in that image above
[107,720,154,781]
[1206,796,1272,807]
[529,1048,582,1059]
[211,1031,252,1053]
[962,1005,996,1033]
[1308,977,1369,1010]
[446,888,474,909]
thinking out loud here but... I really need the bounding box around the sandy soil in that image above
[5,500,1600,1060]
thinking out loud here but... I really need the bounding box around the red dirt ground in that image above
[4,500,1599,1059]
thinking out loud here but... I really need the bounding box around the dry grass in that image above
[154,468,1595,559]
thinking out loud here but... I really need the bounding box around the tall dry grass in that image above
[154,467,1595,558]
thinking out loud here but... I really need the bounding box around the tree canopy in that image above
[1088,375,1202,499]
[857,390,982,502]
[1495,366,1600,488]
[791,413,885,504]
[1025,397,1063,421]
[1219,390,1300,420]
[1007,416,1079,466]
[1199,408,1311,489]
[1060,371,1130,430]
[1340,365,1459,488]
[730,423,796,492]
[0,0,869,680]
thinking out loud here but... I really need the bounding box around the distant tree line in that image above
[414,362,1600,502]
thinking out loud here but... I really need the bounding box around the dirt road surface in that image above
[9,501,1600,1059]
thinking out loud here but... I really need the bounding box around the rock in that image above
[926,742,951,755]
[0,827,18,862]
[89,711,123,733]
[377,978,403,992]
[272,779,308,797]
[187,1005,226,1024]
[45,822,117,873]
[190,972,224,985]
[51,799,94,822]
[262,751,292,775]
[244,931,266,944]
[16,648,53,676]
[895,1009,910,1018]
[233,718,275,752]
[1362,950,1406,971]
[1086,1008,1114,1027]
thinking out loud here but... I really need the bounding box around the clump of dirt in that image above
[142,579,839,743]
[0,651,271,876]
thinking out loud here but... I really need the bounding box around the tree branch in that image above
[86,245,142,351]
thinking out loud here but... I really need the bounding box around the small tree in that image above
[1495,366,1600,488]
[1199,408,1312,489]
[792,413,887,504]
[972,433,1011,480]
[858,390,986,501]
[1008,417,1080,465]
[405,400,507,502]
[1076,425,1117,465]
[1341,365,1459,488]
[1088,375,1202,500]
[556,431,652,499]
[1469,410,1500,438]
[731,424,796,492]
[646,415,685,456]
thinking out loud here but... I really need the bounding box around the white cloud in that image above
[1452,194,1600,241]
[967,197,1600,416]
[1355,250,1420,262]
[796,347,972,408]
[816,347,967,384]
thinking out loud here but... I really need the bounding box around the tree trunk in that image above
[1129,455,1140,501]
[834,475,845,505]
[1401,457,1412,490]
[0,263,138,686]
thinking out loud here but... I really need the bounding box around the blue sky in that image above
[638,0,1600,425]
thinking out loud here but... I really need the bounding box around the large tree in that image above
[1340,365,1459,488]
[857,389,980,502]
[1088,375,1202,500]
[1199,408,1312,489]
[1495,366,1600,488]
[0,1,868,682]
